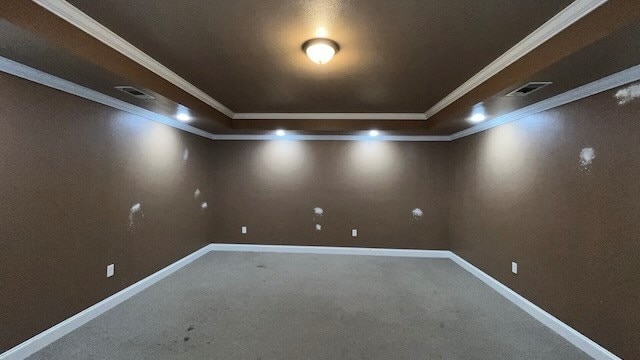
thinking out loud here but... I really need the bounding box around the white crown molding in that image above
[32,0,607,125]
[32,0,236,118]
[2,244,620,360]
[450,64,640,140]
[0,55,449,142]
[233,113,427,120]
[34,0,426,123]
[424,0,608,120]
[4,55,640,143]
[0,56,222,140]
[208,134,451,141]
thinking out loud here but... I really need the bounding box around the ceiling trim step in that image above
[32,0,607,124]
[0,56,217,140]
[0,56,447,141]
[3,57,639,142]
[32,0,236,119]
[233,113,428,120]
[449,63,640,140]
[423,0,607,120]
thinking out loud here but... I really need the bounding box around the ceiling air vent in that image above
[505,82,552,97]
[115,86,155,100]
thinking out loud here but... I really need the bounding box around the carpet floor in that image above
[28,252,590,359]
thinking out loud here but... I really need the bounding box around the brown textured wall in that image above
[0,73,213,351]
[4,64,637,358]
[0,72,450,351]
[449,84,640,359]
[207,140,450,249]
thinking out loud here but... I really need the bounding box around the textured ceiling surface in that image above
[3,1,640,136]
[67,0,572,113]
[0,20,223,133]
[429,20,640,135]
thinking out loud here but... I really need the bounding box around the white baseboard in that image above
[448,253,620,360]
[0,245,213,360]
[208,243,450,258]
[2,244,618,360]
[213,244,618,359]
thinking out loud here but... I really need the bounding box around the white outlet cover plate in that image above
[352,229,357,237]
[106,264,115,278]
[512,262,518,274]
[241,226,247,234]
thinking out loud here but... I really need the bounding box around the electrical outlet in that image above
[352,229,358,237]
[106,264,115,278]
[511,262,518,275]
[241,226,247,234]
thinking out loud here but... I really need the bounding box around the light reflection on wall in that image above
[254,140,311,187]
[477,124,533,200]
[346,140,400,186]
[139,124,182,187]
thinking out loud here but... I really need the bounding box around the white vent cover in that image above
[115,86,155,99]
[506,82,552,97]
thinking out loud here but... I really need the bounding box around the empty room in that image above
[1,0,639,359]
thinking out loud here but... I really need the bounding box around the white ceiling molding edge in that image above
[424,0,608,120]
[32,0,236,118]
[4,56,637,143]
[207,134,450,141]
[0,56,220,139]
[0,56,449,142]
[450,64,640,140]
[32,0,607,123]
[233,113,428,120]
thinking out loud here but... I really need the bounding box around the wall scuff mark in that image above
[313,208,323,231]
[183,148,189,161]
[615,83,640,105]
[128,203,144,231]
[412,208,424,219]
[579,147,596,170]
[201,202,208,209]
[194,188,201,198]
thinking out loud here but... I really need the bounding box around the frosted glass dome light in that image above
[302,38,340,65]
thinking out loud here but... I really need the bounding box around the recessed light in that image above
[468,103,487,123]
[468,113,486,123]
[275,129,286,136]
[176,113,191,122]
[369,130,379,137]
[302,38,339,64]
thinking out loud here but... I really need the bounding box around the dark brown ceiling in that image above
[2,0,640,135]
[429,18,640,135]
[66,0,571,113]
[424,0,640,133]
[0,19,224,134]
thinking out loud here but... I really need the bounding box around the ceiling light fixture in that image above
[315,27,329,38]
[369,130,380,137]
[275,129,286,136]
[302,38,339,65]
